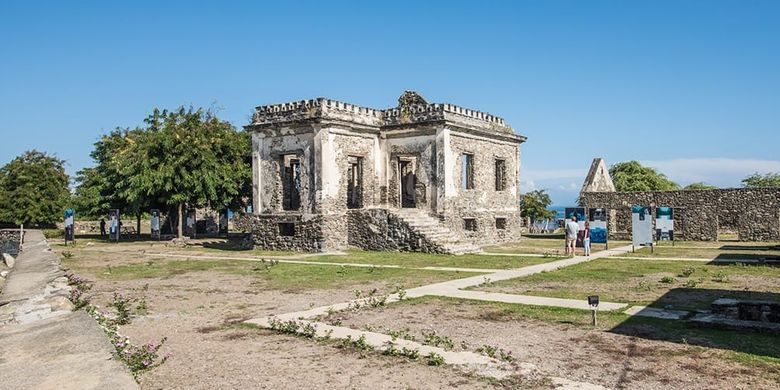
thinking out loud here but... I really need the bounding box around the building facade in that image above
[236,91,526,253]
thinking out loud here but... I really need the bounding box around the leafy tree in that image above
[683,182,717,190]
[520,189,556,224]
[71,167,111,220]
[609,161,679,192]
[79,107,251,238]
[742,172,780,188]
[0,150,70,226]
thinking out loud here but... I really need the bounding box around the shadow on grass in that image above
[710,253,780,265]
[610,288,780,361]
[719,244,780,251]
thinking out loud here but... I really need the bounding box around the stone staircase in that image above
[392,208,482,255]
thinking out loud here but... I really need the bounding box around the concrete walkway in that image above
[245,244,638,389]
[0,230,137,390]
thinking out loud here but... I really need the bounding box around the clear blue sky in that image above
[2,1,779,204]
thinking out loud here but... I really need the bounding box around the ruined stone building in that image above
[580,158,780,241]
[236,92,526,253]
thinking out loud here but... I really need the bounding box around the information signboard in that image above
[631,205,653,247]
[64,208,75,243]
[656,207,674,241]
[588,208,608,244]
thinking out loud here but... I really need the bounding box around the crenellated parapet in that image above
[248,91,514,134]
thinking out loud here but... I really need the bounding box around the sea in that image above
[549,205,566,220]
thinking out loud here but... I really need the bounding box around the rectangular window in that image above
[282,155,301,211]
[347,156,364,209]
[464,218,478,232]
[495,159,506,191]
[495,218,507,230]
[461,153,474,190]
[278,222,295,237]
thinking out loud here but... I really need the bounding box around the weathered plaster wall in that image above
[385,132,438,210]
[233,213,324,252]
[581,188,780,241]
[253,131,316,214]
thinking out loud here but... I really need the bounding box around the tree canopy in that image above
[520,189,556,223]
[683,182,717,190]
[0,150,70,226]
[609,161,679,192]
[77,106,251,236]
[742,172,780,188]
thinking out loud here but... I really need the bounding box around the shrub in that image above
[660,276,676,284]
[678,267,695,278]
[111,293,133,325]
[426,352,446,366]
[712,272,729,283]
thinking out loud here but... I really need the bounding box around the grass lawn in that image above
[396,296,780,366]
[64,257,483,290]
[472,257,780,311]
[298,250,563,269]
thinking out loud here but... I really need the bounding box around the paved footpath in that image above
[0,230,137,390]
[246,244,641,390]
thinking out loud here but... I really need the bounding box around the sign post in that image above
[588,295,599,326]
[64,208,75,244]
[631,205,654,253]
[109,209,120,242]
[655,207,674,246]
[150,209,161,240]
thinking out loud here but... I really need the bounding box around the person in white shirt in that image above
[565,215,580,256]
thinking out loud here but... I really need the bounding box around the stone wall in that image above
[347,209,446,253]
[0,229,22,256]
[580,188,780,241]
[233,213,324,252]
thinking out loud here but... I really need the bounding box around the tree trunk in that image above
[177,203,183,238]
[136,212,141,238]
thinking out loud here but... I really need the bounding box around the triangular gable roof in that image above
[580,158,616,193]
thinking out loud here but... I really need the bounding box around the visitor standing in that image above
[583,221,591,256]
[99,218,106,238]
[565,215,579,256]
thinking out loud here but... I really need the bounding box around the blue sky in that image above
[1,1,779,205]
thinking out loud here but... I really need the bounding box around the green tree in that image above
[71,167,111,220]
[609,161,679,192]
[742,172,780,188]
[683,182,717,190]
[0,150,70,226]
[520,189,556,224]
[81,107,251,238]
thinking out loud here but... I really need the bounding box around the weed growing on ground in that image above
[382,341,401,356]
[636,281,653,291]
[712,272,730,283]
[339,334,374,352]
[422,329,455,350]
[111,293,133,325]
[61,251,74,259]
[135,297,149,315]
[476,344,515,362]
[387,327,416,341]
[67,274,93,310]
[679,267,695,278]
[394,285,407,300]
[476,344,497,358]
[660,276,676,284]
[426,351,446,366]
[685,278,701,288]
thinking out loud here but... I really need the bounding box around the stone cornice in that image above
[247,94,522,140]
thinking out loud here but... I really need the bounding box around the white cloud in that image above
[523,168,587,181]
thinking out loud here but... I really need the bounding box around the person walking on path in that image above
[99,218,106,238]
[565,215,580,256]
[582,221,591,256]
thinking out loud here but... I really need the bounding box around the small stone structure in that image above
[690,298,780,333]
[237,91,526,253]
[0,229,22,256]
[579,158,780,241]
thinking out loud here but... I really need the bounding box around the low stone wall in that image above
[712,298,780,323]
[234,213,325,252]
[581,188,780,241]
[0,229,22,256]
[439,210,523,246]
[347,209,446,253]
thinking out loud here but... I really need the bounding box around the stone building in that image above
[236,91,526,253]
[579,158,780,241]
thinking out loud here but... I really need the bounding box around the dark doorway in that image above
[347,156,364,209]
[282,156,301,211]
[399,159,416,208]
